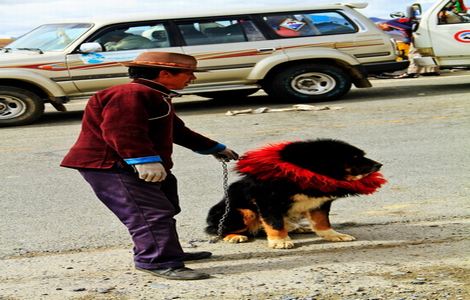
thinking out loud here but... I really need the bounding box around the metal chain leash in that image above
[210,161,231,243]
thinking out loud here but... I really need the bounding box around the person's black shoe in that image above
[421,72,440,76]
[395,73,419,79]
[136,266,211,280]
[183,251,212,261]
[374,73,395,79]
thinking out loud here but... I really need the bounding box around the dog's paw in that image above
[223,234,249,243]
[315,229,356,242]
[267,237,295,249]
[289,226,312,234]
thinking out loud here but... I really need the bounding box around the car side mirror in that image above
[407,3,422,20]
[79,42,104,53]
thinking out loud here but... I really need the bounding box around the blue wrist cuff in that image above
[124,156,162,165]
[195,143,226,155]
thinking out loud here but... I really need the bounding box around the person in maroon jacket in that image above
[61,52,238,280]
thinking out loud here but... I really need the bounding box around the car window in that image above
[7,23,92,51]
[90,23,170,51]
[262,11,357,38]
[438,0,470,24]
[177,19,265,46]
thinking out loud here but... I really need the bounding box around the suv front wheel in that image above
[0,86,45,127]
[265,64,352,102]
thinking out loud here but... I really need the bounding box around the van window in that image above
[177,19,265,46]
[438,0,470,24]
[262,11,356,38]
[91,23,170,51]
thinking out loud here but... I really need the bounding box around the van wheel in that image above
[0,86,45,127]
[266,64,351,102]
[195,89,259,99]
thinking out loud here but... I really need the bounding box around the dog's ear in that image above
[279,139,369,180]
[280,141,323,165]
[280,141,337,176]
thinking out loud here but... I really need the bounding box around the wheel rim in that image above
[290,72,336,95]
[0,95,27,120]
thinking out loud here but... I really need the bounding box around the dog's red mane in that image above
[235,142,387,194]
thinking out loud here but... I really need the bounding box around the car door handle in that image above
[257,48,276,53]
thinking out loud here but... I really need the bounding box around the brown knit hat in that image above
[122,51,206,72]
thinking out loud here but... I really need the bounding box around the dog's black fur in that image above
[205,139,382,247]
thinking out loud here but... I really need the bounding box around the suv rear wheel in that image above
[266,64,351,102]
[0,86,45,127]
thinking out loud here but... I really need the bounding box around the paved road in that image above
[1,72,469,257]
[0,73,469,300]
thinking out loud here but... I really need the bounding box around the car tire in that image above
[0,86,45,127]
[195,89,259,99]
[266,64,352,102]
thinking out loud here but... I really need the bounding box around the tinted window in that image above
[262,11,356,38]
[177,19,265,46]
[91,23,170,51]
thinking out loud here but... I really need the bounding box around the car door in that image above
[66,22,183,96]
[175,16,280,88]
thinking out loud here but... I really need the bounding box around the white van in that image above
[412,0,470,68]
[0,3,407,126]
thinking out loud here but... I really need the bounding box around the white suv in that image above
[0,3,407,126]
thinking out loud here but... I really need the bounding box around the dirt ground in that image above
[1,72,470,299]
[1,217,468,300]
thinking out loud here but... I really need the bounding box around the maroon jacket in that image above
[61,79,224,171]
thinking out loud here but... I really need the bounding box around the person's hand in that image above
[213,148,239,162]
[104,41,117,51]
[134,162,167,182]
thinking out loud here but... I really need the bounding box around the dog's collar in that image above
[235,142,386,194]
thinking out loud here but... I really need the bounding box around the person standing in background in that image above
[377,16,440,78]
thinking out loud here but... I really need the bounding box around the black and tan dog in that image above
[206,139,386,249]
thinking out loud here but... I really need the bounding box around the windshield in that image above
[7,23,92,52]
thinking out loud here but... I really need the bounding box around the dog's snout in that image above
[373,162,383,171]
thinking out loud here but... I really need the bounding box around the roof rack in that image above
[336,2,369,9]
